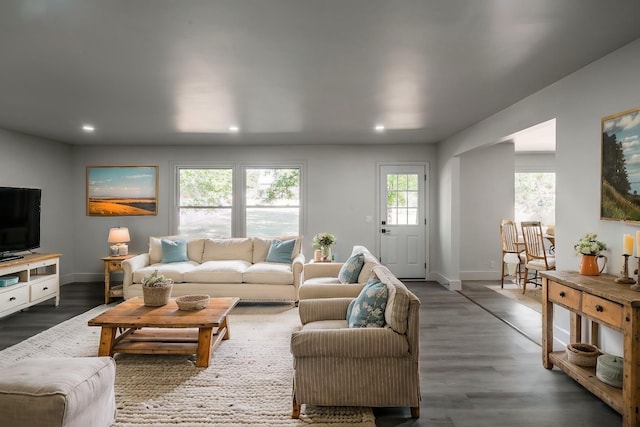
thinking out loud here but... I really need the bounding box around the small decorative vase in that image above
[321,246,332,262]
[579,254,607,276]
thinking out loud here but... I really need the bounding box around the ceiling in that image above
[0,1,638,148]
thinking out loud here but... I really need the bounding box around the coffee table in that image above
[88,296,239,367]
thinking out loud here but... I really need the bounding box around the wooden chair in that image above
[500,220,525,288]
[520,221,556,294]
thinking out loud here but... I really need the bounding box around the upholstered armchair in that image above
[290,265,421,418]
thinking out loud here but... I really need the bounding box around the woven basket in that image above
[566,343,600,367]
[176,294,210,311]
[142,282,173,307]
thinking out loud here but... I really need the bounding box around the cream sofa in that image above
[298,245,381,300]
[121,236,304,302]
[291,265,421,418]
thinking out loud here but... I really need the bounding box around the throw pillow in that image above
[161,239,189,263]
[266,239,296,264]
[338,252,365,284]
[347,279,388,328]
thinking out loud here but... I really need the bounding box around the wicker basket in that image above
[142,282,173,307]
[566,343,600,367]
[175,295,210,311]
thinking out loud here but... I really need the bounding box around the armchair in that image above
[290,265,420,418]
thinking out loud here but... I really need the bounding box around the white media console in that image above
[0,253,60,318]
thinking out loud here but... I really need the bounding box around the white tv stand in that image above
[0,253,60,318]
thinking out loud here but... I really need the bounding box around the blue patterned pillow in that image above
[161,239,188,263]
[347,279,388,328]
[338,252,365,284]
[266,239,296,264]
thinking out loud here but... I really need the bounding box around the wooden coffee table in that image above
[88,296,239,367]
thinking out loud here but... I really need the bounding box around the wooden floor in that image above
[0,280,622,426]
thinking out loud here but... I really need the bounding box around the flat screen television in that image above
[0,187,41,261]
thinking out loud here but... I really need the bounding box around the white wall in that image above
[71,143,436,281]
[436,38,640,353]
[0,130,75,283]
[460,142,514,279]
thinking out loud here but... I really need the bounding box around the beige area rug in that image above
[0,303,375,427]
[486,283,542,313]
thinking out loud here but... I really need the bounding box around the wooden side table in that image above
[101,254,136,304]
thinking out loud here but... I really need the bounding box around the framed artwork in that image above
[87,165,158,216]
[601,107,640,222]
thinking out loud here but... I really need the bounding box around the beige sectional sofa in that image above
[298,245,381,300]
[121,236,304,302]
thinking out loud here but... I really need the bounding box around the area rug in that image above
[486,283,542,313]
[0,303,375,427]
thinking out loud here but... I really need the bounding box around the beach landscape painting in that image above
[87,166,158,216]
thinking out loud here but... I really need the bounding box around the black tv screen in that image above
[0,187,41,255]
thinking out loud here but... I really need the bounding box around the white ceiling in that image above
[0,1,638,147]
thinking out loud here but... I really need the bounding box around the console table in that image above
[0,253,61,318]
[541,270,640,427]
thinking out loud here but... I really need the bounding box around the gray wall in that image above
[435,38,640,291]
[71,144,436,282]
[460,142,514,279]
[0,130,75,282]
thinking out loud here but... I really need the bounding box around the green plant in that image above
[574,233,607,256]
[312,232,336,250]
[142,270,172,287]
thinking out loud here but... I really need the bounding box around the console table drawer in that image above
[582,293,623,329]
[548,281,581,310]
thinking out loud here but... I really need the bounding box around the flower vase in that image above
[321,246,332,262]
[579,254,607,276]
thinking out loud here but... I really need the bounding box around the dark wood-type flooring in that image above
[0,280,621,426]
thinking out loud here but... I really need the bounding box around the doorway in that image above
[378,164,427,279]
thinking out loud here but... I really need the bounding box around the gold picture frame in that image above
[601,107,640,222]
[87,165,158,216]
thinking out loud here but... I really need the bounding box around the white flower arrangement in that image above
[574,233,607,256]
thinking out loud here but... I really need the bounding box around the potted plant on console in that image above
[312,232,336,262]
[574,233,608,276]
[142,270,173,306]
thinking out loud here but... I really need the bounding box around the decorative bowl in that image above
[175,294,210,311]
[566,343,599,367]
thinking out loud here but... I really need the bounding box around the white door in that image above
[379,164,427,279]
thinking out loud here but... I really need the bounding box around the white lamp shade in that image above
[107,227,130,244]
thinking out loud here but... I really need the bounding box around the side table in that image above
[101,254,136,304]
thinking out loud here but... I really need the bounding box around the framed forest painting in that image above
[601,107,640,222]
[87,165,158,216]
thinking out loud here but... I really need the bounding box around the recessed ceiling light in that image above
[374,124,385,132]
[81,124,95,133]
[229,126,239,133]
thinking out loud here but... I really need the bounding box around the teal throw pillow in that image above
[338,252,365,284]
[266,239,296,264]
[347,279,388,328]
[161,239,188,263]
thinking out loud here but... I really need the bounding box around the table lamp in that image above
[108,227,130,256]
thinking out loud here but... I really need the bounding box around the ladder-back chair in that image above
[520,221,556,294]
[500,219,525,288]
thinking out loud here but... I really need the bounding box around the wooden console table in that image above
[541,270,640,427]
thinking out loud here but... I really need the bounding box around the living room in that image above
[1,2,640,426]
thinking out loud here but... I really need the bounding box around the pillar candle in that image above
[636,231,640,257]
[624,234,634,255]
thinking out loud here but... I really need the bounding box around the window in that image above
[386,173,419,225]
[515,172,555,227]
[177,168,233,238]
[245,167,300,236]
[176,165,301,238]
